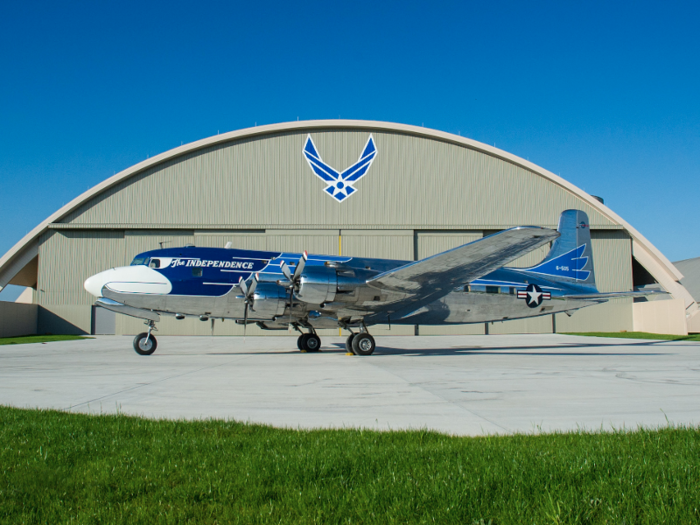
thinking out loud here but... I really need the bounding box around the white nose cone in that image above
[84,269,115,297]
[84,267,172,298]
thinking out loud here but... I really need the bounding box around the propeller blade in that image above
[238,276,248,297]
[248,273,259,297]
[243,302,248,342]
[280,261,293,282]
[293,251,308,281]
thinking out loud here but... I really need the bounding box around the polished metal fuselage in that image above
[102,253,599,330]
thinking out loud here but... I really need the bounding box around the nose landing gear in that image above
[133,320,158,356]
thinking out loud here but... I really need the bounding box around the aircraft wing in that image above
[363,226,559,321]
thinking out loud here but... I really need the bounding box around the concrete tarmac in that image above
[1,334,698,436]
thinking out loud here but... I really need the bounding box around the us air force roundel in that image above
[517,284,551,308]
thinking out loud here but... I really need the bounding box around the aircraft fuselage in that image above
[85,246,597,330]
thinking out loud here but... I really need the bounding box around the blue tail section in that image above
[521,210,597,289]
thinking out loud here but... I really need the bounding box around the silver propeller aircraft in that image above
[84,210,664,355]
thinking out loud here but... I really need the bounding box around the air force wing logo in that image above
[303,134,377,202]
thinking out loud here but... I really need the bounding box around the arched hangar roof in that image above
[0,120,694,312]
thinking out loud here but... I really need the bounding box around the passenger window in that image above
[149,259,161,269]
[192,268,202,277]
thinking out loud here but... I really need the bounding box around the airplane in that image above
[84,210,666,356]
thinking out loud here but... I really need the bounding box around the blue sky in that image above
[1,0,698,301]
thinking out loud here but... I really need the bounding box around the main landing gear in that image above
[133,320,158,356]
[297,330,321,352]
[345,330,376,356]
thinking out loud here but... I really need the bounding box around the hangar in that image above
[0,120,697,336]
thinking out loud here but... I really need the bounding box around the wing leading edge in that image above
[363,226,560,321]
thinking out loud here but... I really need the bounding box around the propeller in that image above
[278,251,308,328]
[239,273,259,340]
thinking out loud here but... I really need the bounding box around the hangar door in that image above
[38,229,126,335]
[118,230,197,336]
[340,230,414,335]
[194,230,340,256]
[416,231,485,335]
[125,230,195,259]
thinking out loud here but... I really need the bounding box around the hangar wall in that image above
[58,131,615,230]
[3,121,688,336]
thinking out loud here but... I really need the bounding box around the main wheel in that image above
[345,334,356,354]
[297,334,306,350]
[133,332,157,356]
[304,334,321,352]
[352,333,375,356]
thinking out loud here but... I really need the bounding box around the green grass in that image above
[565,331,700,342]
[0,335,92,346]
[1,407,699,523]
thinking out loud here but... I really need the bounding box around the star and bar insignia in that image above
[517,283,551,308]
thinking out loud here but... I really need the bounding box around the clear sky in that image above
[1,0,698,301]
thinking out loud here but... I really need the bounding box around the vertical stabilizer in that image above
[521,210,597,289]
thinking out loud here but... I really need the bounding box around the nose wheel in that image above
[297,332,321,352]
[133,332,157,355]
[133,320,158,356]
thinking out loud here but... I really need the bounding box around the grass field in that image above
[1,407,698,523]
[565,331,700,342]
[0,335,91,346]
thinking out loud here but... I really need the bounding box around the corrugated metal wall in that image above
[416,231,483,259]
[416,231,485,335]
[554,230,633,333]
[341,230,413,260]
[60,130,615,230]
[37,230,126,334]
[37,128,635,336]
[125,231,194,259]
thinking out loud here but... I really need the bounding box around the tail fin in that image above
[522,210,597,289]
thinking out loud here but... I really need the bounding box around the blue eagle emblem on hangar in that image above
[303,134,377,202]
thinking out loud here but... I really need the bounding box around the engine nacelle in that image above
[297,266,337,305]
[251,283,287,319]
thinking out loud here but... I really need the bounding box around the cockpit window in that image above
[149,258,161,269]
[130,257,146,266]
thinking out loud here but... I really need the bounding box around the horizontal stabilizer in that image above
[563,290,669,300]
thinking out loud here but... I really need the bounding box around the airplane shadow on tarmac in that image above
[391,337,692,357]
[335,340,688,356]
[202,339,681,358]
[331,342,672,357]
